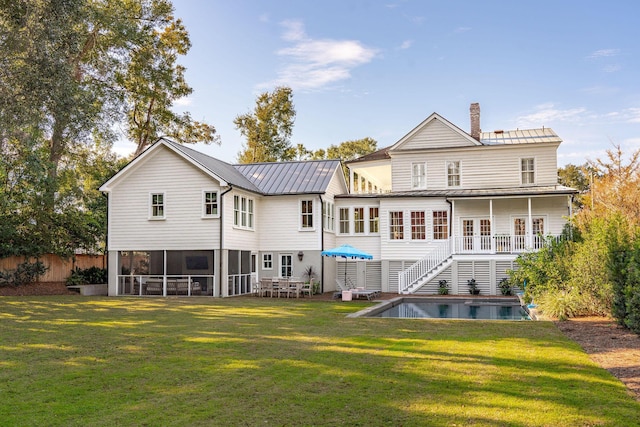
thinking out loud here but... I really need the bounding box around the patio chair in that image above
[277,277,292,298]
[301,278,314,297]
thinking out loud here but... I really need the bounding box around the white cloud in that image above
[621,108,640,123]
[261,20,378,91]
[174,96,192,107]
[516,104,588,128]
[398,39,413,50]
[587,48,620,59]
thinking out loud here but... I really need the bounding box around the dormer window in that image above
[447,161,460,187]
[521,158,535,184]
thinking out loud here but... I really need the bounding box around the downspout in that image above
[218,185,233,297]
[319,194,324,294]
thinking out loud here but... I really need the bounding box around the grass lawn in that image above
[1,297,638,426]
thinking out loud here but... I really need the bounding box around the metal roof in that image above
[480,128,561,145]
[234,160,342,195]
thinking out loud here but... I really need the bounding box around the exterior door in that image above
[461,218,491,252]
[280,254,292,278]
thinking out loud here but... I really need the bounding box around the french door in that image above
[461,218,491,252]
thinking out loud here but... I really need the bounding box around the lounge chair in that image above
[335,278,380,300]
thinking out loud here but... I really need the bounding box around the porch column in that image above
[527,198,533,249]
[489,199,494,253]
[163,250,167,297]
[450,200,456,254]
[350,169,355,193]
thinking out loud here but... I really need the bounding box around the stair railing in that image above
[398,239,452,294]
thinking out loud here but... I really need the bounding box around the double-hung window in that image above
[339,208,350,234]
[150,193,165,219]
[390,211,404,240]
[203,191,219,217]
[412,162,426,189]
[521,158,535,184]
[354,207,365,234]
[301,199,314,229]
[323,201,335,232]
[233,195,254,230]
[262,253,273,270]
[432,211,448,240]
[447,161,460,187]
[369,207,379,234]
[411,211,426,240]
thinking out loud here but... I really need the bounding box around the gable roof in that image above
[234,159,342,195]
[389,112,482,152]
[100,138,342,196]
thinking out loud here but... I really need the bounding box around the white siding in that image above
[223,189,260,250]
[256,195,321,251]
[397,118,475,151]
[108,146,220,250]
[391,143,559,192]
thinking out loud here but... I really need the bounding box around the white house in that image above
[100,104,576,297]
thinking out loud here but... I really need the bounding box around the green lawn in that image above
[1,297,638,426]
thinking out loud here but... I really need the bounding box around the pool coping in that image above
[347,295,536,320]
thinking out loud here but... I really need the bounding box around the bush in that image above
[66,266,107,286]
[0,260,48,287]
[537,290,582,321]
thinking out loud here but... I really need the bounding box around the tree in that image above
[311,137,377,181]
[235,86,296,163]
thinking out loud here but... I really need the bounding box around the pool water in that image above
[368,298,530,320]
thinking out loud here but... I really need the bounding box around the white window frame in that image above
[202,190,219,218]
[149,192,166,220]
[354,207,365,234]
[432,210,449,240]
[446,161,460,187]
[369,207,379,234]
[410,210,426,240]
[233,194,255,230]
[389,211,404,240]
[411,162,427,189]
[280,254,293,278]
[323,200,335,232]
[300,199,314,231]
[339,207,350,235]
[521,158,535,185]
[262,253,273,270]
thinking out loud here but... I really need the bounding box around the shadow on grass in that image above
[0,296,638,426]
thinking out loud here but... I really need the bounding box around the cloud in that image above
[174,96,193,107]
[398,39,413,50]
[261,20,378,91]
[516,104,588,127]
[621,108,640,123]
[587,48,620,59]
[454,26,471,34]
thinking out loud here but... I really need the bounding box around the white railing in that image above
[116,275,216,297]
[227,273,253,297]
[398,239,452,294]
[454,234,563,254]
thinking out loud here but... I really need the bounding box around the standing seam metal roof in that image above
[164,139,340,195]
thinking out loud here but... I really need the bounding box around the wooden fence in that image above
[0,254,107,283]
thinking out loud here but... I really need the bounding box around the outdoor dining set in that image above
[254,277,314,298]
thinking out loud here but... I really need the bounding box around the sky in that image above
[114,0,640,167]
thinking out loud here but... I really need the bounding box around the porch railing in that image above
[453,234,562,254]
[398,240,452,294]
[116,275,216,297]
[227,273,253,297]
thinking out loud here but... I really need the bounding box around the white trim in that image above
[233,193,255,231]
[446,160,461,188]
[299,198,315,231]
[389,113,483,151]
[411,162,427,189]
[149,192,166,220]
[202,190,220,219]
[520,157,536,186]
[262,253,273,270]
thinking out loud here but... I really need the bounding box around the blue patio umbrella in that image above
[321,244,373,285]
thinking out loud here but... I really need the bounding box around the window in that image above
[233,195,254,230]
[203,191,218,217]
[323,201,335,231]
[432,211,448,240]
[410,211,426,240]
[280,254,292,278]
[339,208,350,234]
[533,217,544,235]
[412,163,426,189]
[262,253,273,270]
[150,193,165,219]
[369,207,379,234]
[354,207,365,233]
[301,200,314,229]
[447,161,460,187]
[390,211,404,240]
[521,158,535,184]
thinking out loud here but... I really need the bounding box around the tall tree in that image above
[235,86,296,163]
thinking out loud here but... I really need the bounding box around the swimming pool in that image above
[356,297,531,320]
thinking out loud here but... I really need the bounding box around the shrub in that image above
[66,266,107,286]
[0,260,48,287]
[537,290,582,321]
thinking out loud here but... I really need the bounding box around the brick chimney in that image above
[470,102,481,140]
